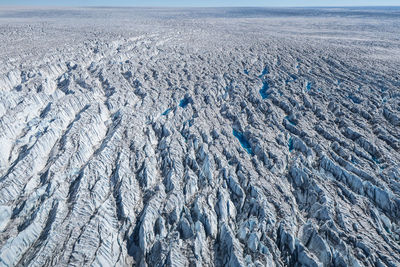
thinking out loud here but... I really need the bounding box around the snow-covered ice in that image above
[0,6,400,267]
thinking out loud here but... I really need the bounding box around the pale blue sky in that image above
[1,0,399,6]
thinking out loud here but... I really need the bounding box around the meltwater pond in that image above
[233,129,253,155]
[162,108,172,116]
[259,66,269,78]
[259,82,269,99]
[179,96,192,108]
[288,137,294,152]
[306,81,312,92]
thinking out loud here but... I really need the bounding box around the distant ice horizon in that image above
[1,0,400,8]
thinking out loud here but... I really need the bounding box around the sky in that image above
[0,0,399,7]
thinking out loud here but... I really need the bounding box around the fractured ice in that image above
[0,6,399,267]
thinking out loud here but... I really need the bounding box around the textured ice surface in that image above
[0,6,400,267]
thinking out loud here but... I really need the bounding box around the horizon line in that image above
[0,5,400,8]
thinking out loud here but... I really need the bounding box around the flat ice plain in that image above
[0,6,399,267]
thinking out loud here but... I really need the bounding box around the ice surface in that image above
[0,6,399,267]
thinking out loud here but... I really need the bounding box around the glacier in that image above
[0,6,399,267]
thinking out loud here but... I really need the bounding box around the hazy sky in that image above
[1,0,399,6]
